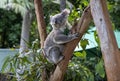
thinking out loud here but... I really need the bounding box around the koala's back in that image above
[44,31,55,49]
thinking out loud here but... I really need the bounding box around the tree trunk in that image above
[90,0,120,81]
[19,10,32,54]
[50,6,92,81]
[34,0,47,81]
[34,0,47,48]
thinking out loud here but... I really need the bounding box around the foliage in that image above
[0,0,34,17]
[1,38,106,81]
[94,31,100,47]
[64,35,106,81]
[68,0,120,30]
[1,39,53,81]
[43,0,60,33]
[29,20,40,43]
[0,8,22,48]
[107,0,120,30]
[68,0,89,10]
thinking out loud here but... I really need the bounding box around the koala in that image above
[43,9,79,64]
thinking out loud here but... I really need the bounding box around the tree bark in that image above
[50,6,92,81]
[90,0,120,81]
[19,10,32,54]
[34,0,47,49]
[34,0,47,81]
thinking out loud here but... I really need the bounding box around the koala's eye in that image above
[54,18,57,23]
[56,18,62,24]
[56,19,62,24]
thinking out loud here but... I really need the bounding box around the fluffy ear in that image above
[50,15,53,21]
[62,9,70,15]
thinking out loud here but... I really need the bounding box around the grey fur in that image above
[43,9,79,64]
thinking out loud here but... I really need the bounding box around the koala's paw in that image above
[74,33,80,37]
[73,33,80,39]
[59,55,64,61]
[56,55,64,64]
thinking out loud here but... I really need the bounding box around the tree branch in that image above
[34,0,47,81]
[34,0,47,48]
[50,6,92,81]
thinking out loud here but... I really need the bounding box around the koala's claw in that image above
[55,55,64,64]
[72,33,80,39]
[74,33,80,37]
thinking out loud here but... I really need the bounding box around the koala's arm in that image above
[53,33,78,44]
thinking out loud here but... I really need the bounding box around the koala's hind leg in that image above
[49,47,64,64]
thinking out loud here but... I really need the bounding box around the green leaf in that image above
[89,74,94,81]
[1,56,11,72]
[82,51,86,59]
[74,52,81,57]
[80,39,89,50]
[95,59,105,78]
[82,1,88,6]
[74,51,86,59]
[94,31,100,46]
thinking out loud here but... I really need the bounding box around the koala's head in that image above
[50,9,70,29]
